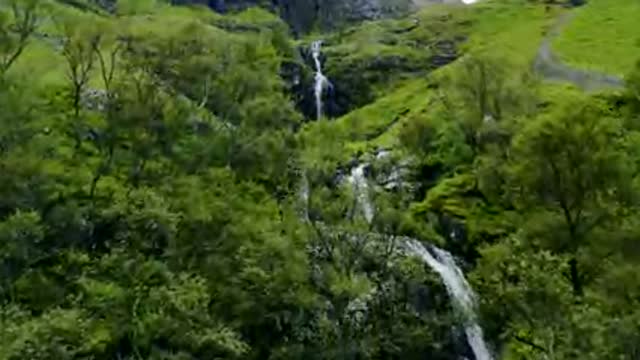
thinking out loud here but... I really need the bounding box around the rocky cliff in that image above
[171,0,415,33]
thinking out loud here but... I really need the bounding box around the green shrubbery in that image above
[3,0,640,358]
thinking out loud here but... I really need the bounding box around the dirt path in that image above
[533,12,624,91]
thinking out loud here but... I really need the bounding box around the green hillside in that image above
[2,0,640,359]
[552,0,640,76]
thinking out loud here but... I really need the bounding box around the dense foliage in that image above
[2,0,640,359]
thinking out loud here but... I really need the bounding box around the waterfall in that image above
[347,163,374,223]
[342,153,491,360]
[405,239,493,360]
[300,171,310,222]
[311,40,330,120]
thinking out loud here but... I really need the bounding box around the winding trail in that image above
[534,12,624,91]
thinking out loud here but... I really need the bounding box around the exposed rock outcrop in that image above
[171,0,414,33]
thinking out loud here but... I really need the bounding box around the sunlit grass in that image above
[344,79,432,151]
[552,0,640,76]
[116,0,166,15]
[12,41,66,89]
[302,0,558,164]
[462,0,559,65]
[13,0,280,92]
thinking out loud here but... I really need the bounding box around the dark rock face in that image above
[208,0,226,12]
[451,326,475,360]
[169,0,242,12]
[280,58,319,121]
[171,0,412,33]
[294,44,344,119]
[282,0,413,33]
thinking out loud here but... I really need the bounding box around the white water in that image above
[405,239,493,360]
[343,154,492,360]
[311,40,331,120]
[347,163,374,223]
[300,171,310,222]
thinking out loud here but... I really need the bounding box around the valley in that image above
[1,0,640,359]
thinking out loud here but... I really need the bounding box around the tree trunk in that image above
[569,257,583,296]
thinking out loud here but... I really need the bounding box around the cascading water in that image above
[347,163,374,223]
[405,239,493,360]
[342,153,492,360]
[311,40,331,120]
[300,171,310,222]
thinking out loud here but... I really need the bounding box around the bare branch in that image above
[514,334,548,353]
[94,38,122,94]
[0,0,39,76]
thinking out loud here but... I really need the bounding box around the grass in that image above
[10,0,106,89]
[13,0,610,170]
[461,0,559,65]
[12,42,67,88]
[307,4,472,109]
[299,79,432,168]
[343,79,433,151]
[352,0,555,133]
[552,0,640,77]
[300,0,559,167]
[10,0,282,92]
[116,0,165,15]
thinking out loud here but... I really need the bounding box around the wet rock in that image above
[451,326,475,360]
[92,0,117,12]
[371,150,416,192]
[438,214,467,244]
[82,89,108,112]
[209,0,226,12]
[296,45,332,120]
[281,58,317,120]
[170,0,228,12]
[408,280,433,313]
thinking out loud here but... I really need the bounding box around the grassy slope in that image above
[319,5,470,93]
[552,0,640,76]
[340,79,432,152]
[11,1,98,88]
[301,0,557,167]
[16,0,616,167]
[461,0,557,64]
[11,0,285,91]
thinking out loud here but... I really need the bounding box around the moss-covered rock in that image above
[306,5,470,117]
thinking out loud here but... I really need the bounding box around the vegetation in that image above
[2,0,640,359]
[552,0,640,76]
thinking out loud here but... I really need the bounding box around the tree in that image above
[60,23,100,117]
[624,59,640,117]
[0,0,39,79]
[471,235,638,360]
[57,18,102,151]
[506,99,637,296]
[88,28,124,199]
[439,54,536,155]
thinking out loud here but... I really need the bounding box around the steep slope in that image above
[534,12,624,91]
[552,0,640,76]
[4,0,640,359]
[170,0,416,33]
[300,0,558,167]
[13,0,294,91]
